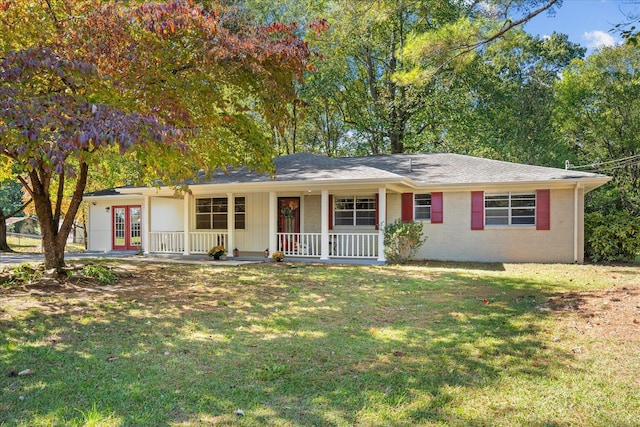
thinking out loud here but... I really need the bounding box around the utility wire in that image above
[566,154,640,172]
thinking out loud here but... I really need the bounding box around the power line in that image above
[566,154,640,172]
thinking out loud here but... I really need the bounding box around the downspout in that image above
[573,182,581,263]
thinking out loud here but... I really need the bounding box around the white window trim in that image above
[333,195,377,228]
[485,192,536,227]
[414,193,432,221]
[196,196,246,230]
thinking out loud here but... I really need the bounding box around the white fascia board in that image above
[84,193,144,201]
[405,177,611,193]
[183,178,408,195]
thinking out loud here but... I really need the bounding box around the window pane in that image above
[486,216,509,225]
[512,196,536,208]
[415,194,431,206]
[212,198,227,213]
[196,199,211,213]
[415,206,431,220]
[356,210,376,226]
[485,194,509,208]
[335,197,353,210]
[235,215,245,230]
[355,197,375,210]
[196,214,211,229]
[512,216,535,225]
[335,211,353,226]
[234,197,245,213]
[212,214,227,229]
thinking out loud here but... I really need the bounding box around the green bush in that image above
[383,219,427,264]
[82,265,118,285]
[585,211,640,262]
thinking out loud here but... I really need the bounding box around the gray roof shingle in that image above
[86,152,610,196]
[342,153,608,185]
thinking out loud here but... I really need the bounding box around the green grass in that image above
[5,235,85,253]
[1,261,639,426]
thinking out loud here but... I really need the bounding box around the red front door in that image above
[278,197,300,251]
[113,205,142,250]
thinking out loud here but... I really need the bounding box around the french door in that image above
[113,206,142,250]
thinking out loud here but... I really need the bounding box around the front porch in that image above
[140,189,388,261]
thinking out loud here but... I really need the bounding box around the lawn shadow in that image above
[1,262,584,426]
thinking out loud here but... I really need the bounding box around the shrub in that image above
[207,245,226,257]
[585,211,640,262]
[82,265,118,285]
[383,219,427,264]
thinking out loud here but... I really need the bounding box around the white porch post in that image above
[143,195,150,255]
[227,192,235,257]
[269,191,277,256]
[183,192,190,255]
[377,187,387,262]
[320,189,329,260]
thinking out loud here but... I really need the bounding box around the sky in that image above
[522,0,639,52]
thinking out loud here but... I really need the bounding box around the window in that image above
[334,196,376,226]
[485,192,535,226]
[414,194,431,220]
[196,197,246,230]
[234,197,245,229]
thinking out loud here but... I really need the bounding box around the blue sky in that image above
[523,0,639,52]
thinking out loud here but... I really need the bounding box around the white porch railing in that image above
[329,232,378,258]
[277,233,322,257]
[149,231,378,259]
[277,232,378,259]
[190,231,228,254]
[149,232,184,253]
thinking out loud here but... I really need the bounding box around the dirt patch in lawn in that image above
[547,284,640,341]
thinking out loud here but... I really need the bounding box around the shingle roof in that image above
[342,153,608,185]
[190,152,402,184]
[86,152,610,196]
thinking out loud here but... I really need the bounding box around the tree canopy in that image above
[0,0,316,270]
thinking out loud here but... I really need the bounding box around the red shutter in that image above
[536,189,550,230]
[401,193,413,223]
[471,191,484,230]
[431,192,443,224]
[328,194,333,230]
[375,193,379,230]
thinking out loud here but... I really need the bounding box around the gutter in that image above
[574,182,582,263]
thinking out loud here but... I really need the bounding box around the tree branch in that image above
[54,172,64,226]
[0,198,33,221]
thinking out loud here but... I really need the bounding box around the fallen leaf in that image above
[18,369,34,376]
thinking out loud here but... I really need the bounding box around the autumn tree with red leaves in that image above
[0,0,315,272]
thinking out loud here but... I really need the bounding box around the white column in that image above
[227,192,235,257]
[320,190,329,260]
[143,195,150,254]
[574,183,582,263]
[269,191,277,256]
[377,187,387,262]
[183,192,190,255]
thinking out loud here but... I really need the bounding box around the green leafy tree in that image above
[0,178,31,251]
[0,1,314,272]
[432,30,585,166]
[554,44,640,216]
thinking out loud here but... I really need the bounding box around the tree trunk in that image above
[0,211,10,252]
[27,163,88,273]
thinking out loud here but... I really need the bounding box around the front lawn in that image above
[1,261,639,426]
